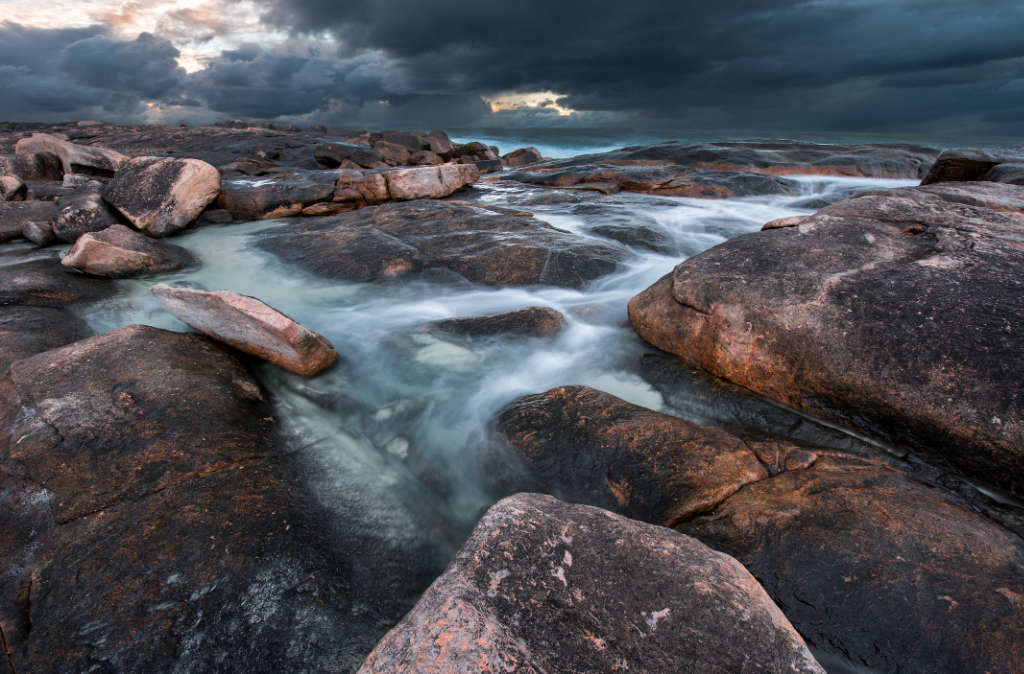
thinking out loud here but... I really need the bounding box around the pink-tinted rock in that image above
[151,284,339,376]
[14,132,127,176]
[360,493,824,674]
[61,225,197,277]
[0,176,26,201]
[373,140,411,166]
[502,146,543,167]
[384,164,477,200]
[103,156,221,237]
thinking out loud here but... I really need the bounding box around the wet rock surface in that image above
[0,256,115,307]
[630,180,1024,496]
[103,156,221,237]
[61,224,197,277]
[1,201,59,243]
[492,386,1024,674]
[256,199,625,288]
[0,325,382,672]
[360,492,824,674]
[430,306,567,338]
[504,140,939,197]
[151,284,340,376]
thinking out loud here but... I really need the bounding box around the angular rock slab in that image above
[151,284,339,376]
[255,200,625,288]
[359,493,824,674]
[61,224,197,277]
[103,156,221,237]
[629,181,1024,496]
[14,132,127,176]
[494,386,1024,674]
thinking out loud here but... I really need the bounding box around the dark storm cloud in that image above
[256,0,1024,133]
[2,1,1022,133]
[0,21,184,121]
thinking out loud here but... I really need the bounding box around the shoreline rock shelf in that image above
[628,178,1024,496]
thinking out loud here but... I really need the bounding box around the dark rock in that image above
[52,182,121,243]
[983,162,1024,186]
[360,492,824,674]
[0,152,63,181]
[0,325,376,672]
[629,181,1024,496]
[472,159,503,174]
[502,147,543,167]
[197,208,233,225]
[373,140,412,166]
[151,284,339,376]
[255,200,625,288]
[430,306,567,338]
[0,305,90,370]
[0,257,115,306]
[588,222,676,253]
[61,224,197,277]
[103,156,221,237]
[384,164,478,200]
[493,386,1024,674]
[1,201,58,243]
[920,149,1020,185]
[219,171,337,220]
[408,150,442,165]
[379,132,429,153]
[314,142,382,169]
[424,130,453,155]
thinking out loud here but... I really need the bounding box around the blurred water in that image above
[76,173,918,573]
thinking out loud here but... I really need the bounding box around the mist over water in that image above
[75,172,919,592]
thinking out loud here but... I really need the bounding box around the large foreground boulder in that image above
[61,224,197,277]
[151,284,339,376]
[360,493,824,673]
[103,156,221,237]
[629,180,1024,496]
[492,387,1024,673]
[0,326,376,672]
[14,132,127,176]
[255,200,625,288]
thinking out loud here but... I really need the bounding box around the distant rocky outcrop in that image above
[360,492,825,674]
[629,180,1024,496]
[504,140,939,197]
[14,132,128,176]
[255,200,624,288]
[61,224,197,277]
[151,284,339,376]
[490,386,1024,673]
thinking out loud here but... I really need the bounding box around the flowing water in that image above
[75,172,919,611]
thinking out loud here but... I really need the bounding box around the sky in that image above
[1,0,1022,135]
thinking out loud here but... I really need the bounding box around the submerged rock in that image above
[14,132,127,176]
[103,156,221,237]
[493,386,1024,673]
[430,306,567,338]
[255,200,625,288]
[629,181,1024,496]
[151,284,339,377]
[61,224,197,277]
[360,492,824,674]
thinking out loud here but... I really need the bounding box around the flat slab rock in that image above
[429,306,567,338]
[503,140,939,198]
[151,284,339,376]
[629,180,1024,497]
[0,325,377,672]
[103,156,221,237]
[492,386,1024,673]
[255,200,624,288]
[359,492,824,674]
[61,224,197,277]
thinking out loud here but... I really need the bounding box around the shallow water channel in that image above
[74,174,918,621]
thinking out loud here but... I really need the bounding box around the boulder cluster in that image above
[1,122,1022,673]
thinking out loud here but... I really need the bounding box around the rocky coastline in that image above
[1,121,1021,673]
